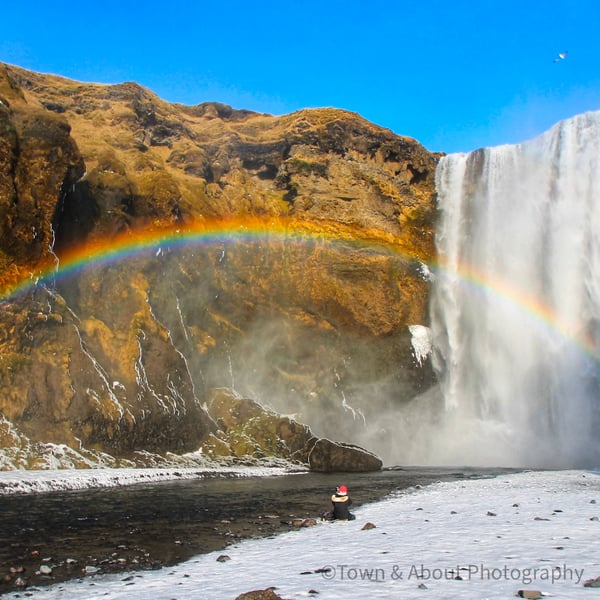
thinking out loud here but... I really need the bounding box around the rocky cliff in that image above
[0,63,440,469]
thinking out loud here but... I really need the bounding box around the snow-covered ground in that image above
[0,463,303,495]
[5,469,599,599]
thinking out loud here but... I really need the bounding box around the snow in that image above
[6,469,600,599]
[408,324,432,366]
[0,464,302,495]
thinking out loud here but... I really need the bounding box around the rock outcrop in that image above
[203,388,381,471]
[0,63,440,468]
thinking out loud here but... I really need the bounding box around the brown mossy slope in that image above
[2,63,438,252]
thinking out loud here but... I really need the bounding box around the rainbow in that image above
[431,255,600,364]
[2,216,598,364]
[0,216,415,300]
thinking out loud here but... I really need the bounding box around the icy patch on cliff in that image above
[408,324,432,366]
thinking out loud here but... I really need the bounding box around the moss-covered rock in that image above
[204,388,381,471]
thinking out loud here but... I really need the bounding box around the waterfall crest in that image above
[429,110,600,467]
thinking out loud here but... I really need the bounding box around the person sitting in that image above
[322,485,355,521]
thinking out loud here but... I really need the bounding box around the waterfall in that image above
[430,110,600,468]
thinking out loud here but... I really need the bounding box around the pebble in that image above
[300,518,318,527]
[584,575,600,588]
[516,590,543,599]
[216,554,231,563]
[361,522,376,530]
[39,565,52,575]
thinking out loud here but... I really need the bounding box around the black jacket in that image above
[331,494,353,520]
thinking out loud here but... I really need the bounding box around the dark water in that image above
[0,467,516,594]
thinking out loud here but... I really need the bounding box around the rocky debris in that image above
[216,554,231,563]
[515,590,543,599]
[235,589,286,600]
[361,522,376,530]
[308,438,383,472]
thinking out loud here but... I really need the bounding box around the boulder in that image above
[308,438,383,472]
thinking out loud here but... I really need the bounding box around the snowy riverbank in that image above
[0,462,305,495]
[5,469,600,599]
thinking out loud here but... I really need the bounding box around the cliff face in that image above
[0,63,440,468]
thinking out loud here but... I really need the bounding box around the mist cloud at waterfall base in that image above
[199,316,436,466]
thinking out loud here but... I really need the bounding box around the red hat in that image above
[336,485,348,495]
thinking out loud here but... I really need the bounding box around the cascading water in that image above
[429,110,600,468]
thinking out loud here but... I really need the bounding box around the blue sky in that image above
[1,0,599,153]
